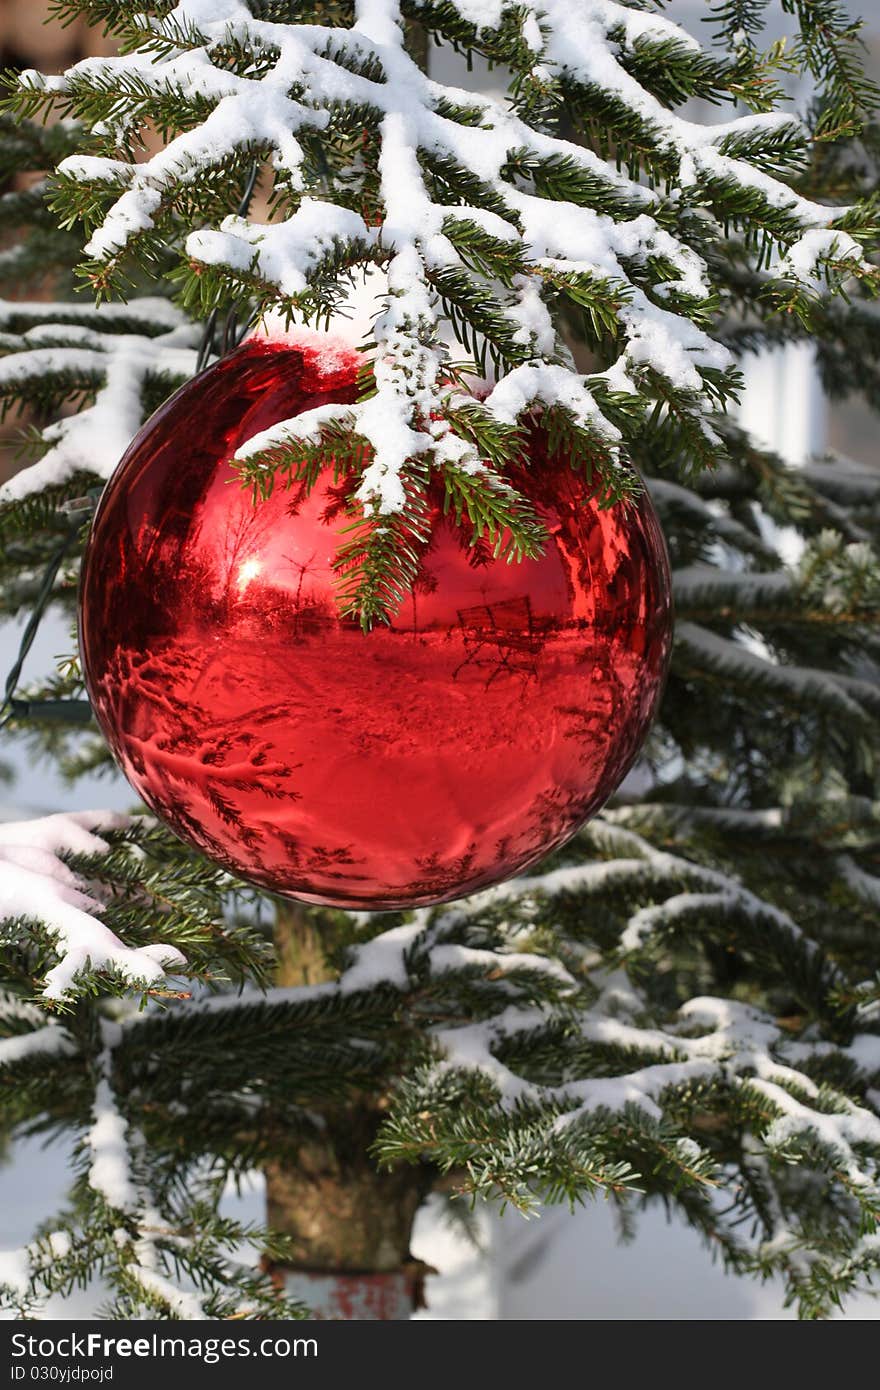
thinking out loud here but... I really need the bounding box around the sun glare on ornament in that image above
[237,557,263,590]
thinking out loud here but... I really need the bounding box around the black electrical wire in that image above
[0,495,97,730]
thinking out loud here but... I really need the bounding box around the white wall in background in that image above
[739,346,826,465]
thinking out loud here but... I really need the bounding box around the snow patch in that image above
[0,812,186,1000]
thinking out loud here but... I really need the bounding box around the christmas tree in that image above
[1,0,879,1321]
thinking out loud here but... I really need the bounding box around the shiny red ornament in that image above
[79,334,672,909]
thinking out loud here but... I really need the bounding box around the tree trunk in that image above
[264,14,432,1321]
[264,900,432,1319]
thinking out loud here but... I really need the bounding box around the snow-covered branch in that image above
[0,812,186,999]
[6,0,873,604]
[0,300,198,504]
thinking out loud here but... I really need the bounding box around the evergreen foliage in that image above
[0,0,878,1320]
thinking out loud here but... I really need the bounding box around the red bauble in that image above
[79,334,672,909]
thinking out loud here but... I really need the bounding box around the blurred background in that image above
[1,0,878,1319]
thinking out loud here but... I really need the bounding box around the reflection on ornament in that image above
[79,334,673,909]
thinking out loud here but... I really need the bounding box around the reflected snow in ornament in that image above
[79,338,673,908]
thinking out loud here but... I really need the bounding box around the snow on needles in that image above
[0,300,199,505]
[0,812,186,1000]
[13,0,870,516]
[158,818,880,1206]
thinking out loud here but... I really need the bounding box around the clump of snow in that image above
[428,942,573,985]
[46,1231,72,1260]
[87,1073,138,1212]
[128,1255,207,1320]
[0,1247,30,1296]
[0,812,186,1000]
[234,399,355,461]
[339,919,426,992]
[676,1137,703,1165]
[0,1024,74,1067]
[189,201,371,299]
[778,228,865,291]
[486,362,622,443]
